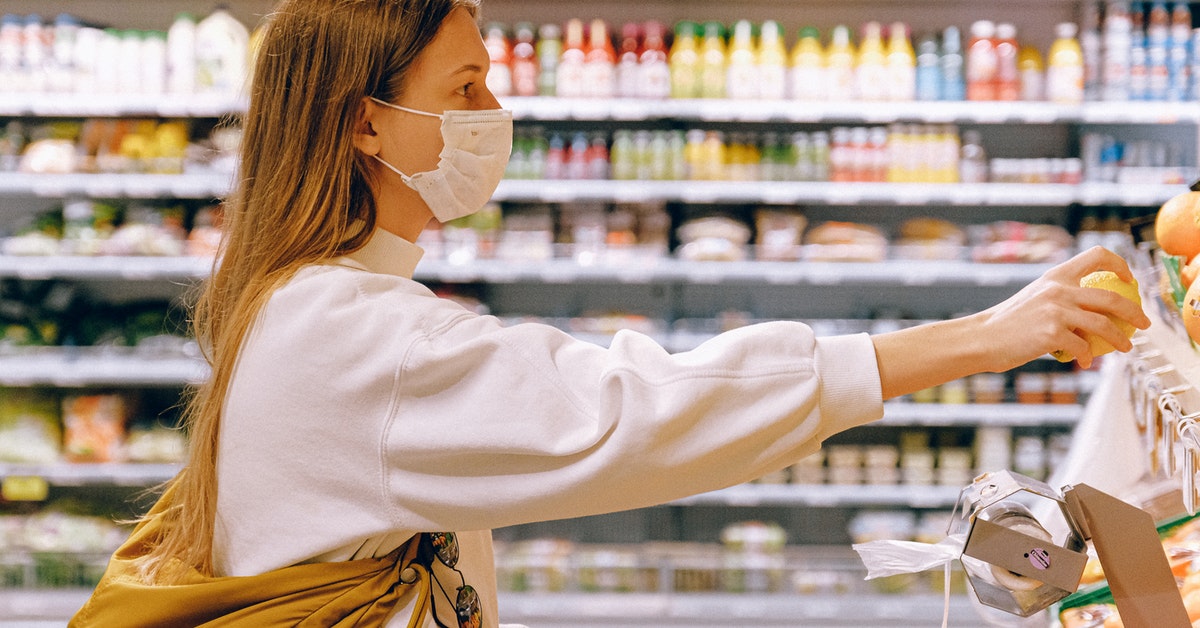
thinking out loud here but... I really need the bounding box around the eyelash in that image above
[459,82,474,97]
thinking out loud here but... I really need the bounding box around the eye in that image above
[457,82,475,97]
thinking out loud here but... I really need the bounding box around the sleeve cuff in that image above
[814,333,885,440]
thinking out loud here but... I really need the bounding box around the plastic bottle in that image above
[726,19,758,99]
[22,15,48,93]
[915,33,941,101]
[1130,38,1150,100]
[117,30,143,94]
[0,15,21,91]
[886,22,916,101]
[536,23,561,97]
[758,20,788,100]
[856,22,888,101]
[1167,1,1191,100]
[583,19,615,99]
[940,26,965,101]
[639,21,671,100]
[615,22,641,99]
[48,14,79,92]
[669,21,701,98]
[1046,22,1085,104]
[167,13,197,95]
[556,18,586,98]
[994,23,1020,100]
[1081,3,1103,100]
[699,21,727,99]
[94,28,120,94]
[510,23,538,97]
[789,27,827,101]
[141,31,168,95]
[1103,1,1133,100]
[959,130,988,183]
[483,23,512,98]
[1132,1,1147,48]
[1148,1,1170,45]
[827,25,857,101]
[1017,45,1044,101]
[966,20,998,101]
[195,5,250,98]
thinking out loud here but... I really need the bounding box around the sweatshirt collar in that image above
[341,227,425,279]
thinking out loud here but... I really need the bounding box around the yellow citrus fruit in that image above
[1052,270,1141,363]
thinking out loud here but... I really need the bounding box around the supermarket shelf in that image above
[503,96,1200,125]
[0,172,233,199]
[0,462,179,486]
[0,351,208,386]
[496,179,1183,206]
[0,93,246,118]
[0,254,1049,286]
[415,257,1052,286]
[0,174,1180,207]
[4,93,1200,126]
[497,592,974,627]
[878,402,1083,427]
[670,483,962,508]
[0,589,972,627]
[0,255,213,280]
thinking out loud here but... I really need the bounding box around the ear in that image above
[352,97,382,156]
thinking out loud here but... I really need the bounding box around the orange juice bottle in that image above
[885,22,916,101]
[826,25,857,100]
[789,27,826,101]
[699,21,728,99]
[856,21,888,100]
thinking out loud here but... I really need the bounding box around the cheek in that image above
[388,121,445,173]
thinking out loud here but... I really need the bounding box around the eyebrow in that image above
[452,64,484,76]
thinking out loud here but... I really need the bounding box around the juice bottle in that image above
[856,21,888,101]
[1081,3,1102,100]
[195,6,249,98]
[1168,1,1191,100]
[536,23,561,96]
[1017,45,1044,101]
[994,23,1019,100]
[615,22,641,99]
[583,19,616,98]
[1172,1,1192,44]
[915,33,941,101]
[726,19,758,99]
[166,13,196,95]
[940,26,966,100]
[1148,0,1170,45]
[556,18,586,98]
[699,21,727,99]
[826,25,857,100]
[885,22,916,101]
[789,26,826,101]
[511,23,538,97]
[639,21,671,100]
[966,20,998,100]
[483,23,512,98]
[758,20,788,100]
[669,21,701,98]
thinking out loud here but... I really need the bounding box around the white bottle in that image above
[167,13,197,95]
[195,6,249,98]
[141,31,167,95]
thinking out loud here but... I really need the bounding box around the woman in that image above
[73,1,1149,627]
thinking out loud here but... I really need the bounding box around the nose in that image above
[478,82,502,110]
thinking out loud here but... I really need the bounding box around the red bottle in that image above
[510,23,538,97]
[615,22,641,98]
[966,20,998,101]
[994,22,1019,101]
[583,19,616,98]
[639,21,671,100]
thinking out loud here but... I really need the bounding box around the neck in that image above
[373,183,434,243]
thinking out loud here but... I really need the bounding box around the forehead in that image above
[409,7,488,79]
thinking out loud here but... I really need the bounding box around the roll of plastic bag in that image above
[852,532,967,579]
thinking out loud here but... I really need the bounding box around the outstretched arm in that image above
[872,246,1150,400]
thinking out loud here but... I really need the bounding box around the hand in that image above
[976,246,1151,371]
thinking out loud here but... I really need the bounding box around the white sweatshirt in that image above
[212,227,885,627]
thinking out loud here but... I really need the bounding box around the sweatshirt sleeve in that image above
[382,294,884,531]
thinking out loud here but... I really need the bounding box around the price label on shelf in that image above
[2,475,49,502]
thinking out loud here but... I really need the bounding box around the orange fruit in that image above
[1184,255,1200,289]
[1183,279,1200,344]
[1156,189,1200,259]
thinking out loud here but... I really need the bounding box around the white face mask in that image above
[368,97,513,223]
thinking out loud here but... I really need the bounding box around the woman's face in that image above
[367,7,500,185]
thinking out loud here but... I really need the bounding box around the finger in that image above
[1055,328,1094,369]
[1067,308,1135,354]
[1075,285,1151,330]
[1048,246,1135,283]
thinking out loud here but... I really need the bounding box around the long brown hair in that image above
[137,0,479,582]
